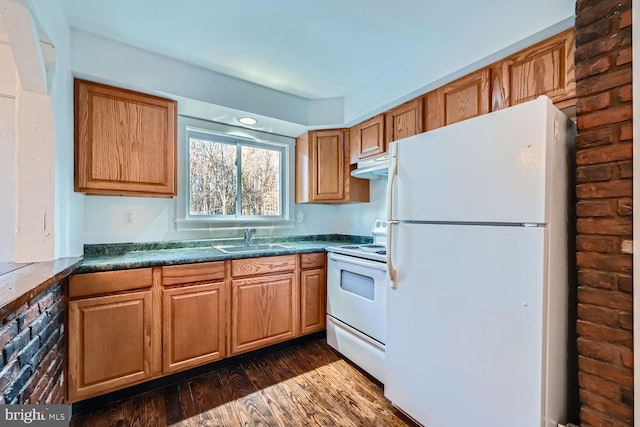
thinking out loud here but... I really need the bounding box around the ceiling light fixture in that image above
[238,117,257,125]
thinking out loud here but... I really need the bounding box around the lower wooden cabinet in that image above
[231,272,297,354]
[162,282,225,373]
[67,253,327,402]
[67,290,154,402]
[300,253,326,335]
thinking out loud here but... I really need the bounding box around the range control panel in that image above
[372,218,388,237]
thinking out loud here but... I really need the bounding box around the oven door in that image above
[326,252,387,344]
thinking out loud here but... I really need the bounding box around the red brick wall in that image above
[575,0,633,425]
[0,282,65,404]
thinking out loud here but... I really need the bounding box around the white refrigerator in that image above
[385,96,575,427]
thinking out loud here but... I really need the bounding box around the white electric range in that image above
[325,218,388,382]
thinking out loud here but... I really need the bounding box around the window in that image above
[176,118,294,230]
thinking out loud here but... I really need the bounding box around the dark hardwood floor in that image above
[70,338,416,427]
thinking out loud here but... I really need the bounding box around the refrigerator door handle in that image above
[387,220,398,288]
[387,143,398,288]
[386,143,398,222]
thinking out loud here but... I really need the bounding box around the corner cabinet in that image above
[296,129,369,203]
[74,79,177,197]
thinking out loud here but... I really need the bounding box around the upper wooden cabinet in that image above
[425,69,491,131]
[492,28,576,111]
[74,79,177,197]
[385,98,424,143]
[296,129,369,203]
[350,114,386,162]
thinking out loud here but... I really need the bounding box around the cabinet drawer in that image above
[69,268,153,298]
[232,255,296,278]
[300,253,325,269]
[162,261,225,286]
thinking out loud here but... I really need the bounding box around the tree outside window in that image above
[188,131,283,218]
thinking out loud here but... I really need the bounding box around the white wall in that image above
[0,43,16,262]
[14,87,55,261]
[27,0,84,259]
[83,168,387,243]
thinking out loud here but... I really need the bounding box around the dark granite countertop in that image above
[77,234,371,273]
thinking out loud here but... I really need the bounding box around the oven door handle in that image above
[327,252,388,272]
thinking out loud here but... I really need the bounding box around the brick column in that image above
[574,0,633,425]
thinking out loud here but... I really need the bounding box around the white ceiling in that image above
[56,0,575,135]
[61,0,467,99]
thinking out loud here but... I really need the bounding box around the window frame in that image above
[176,116,295,230]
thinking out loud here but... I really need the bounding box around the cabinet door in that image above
[296,130,369,203]
[311,129,345,201]
[300,267,326,335]
[425,69,491,131]
[231,272,297,354]
[353,114,385,160]
[385,98,424,143]
[74,79,177,197]
[162,282,225,374]
[492,28,576,110]
[68,290,153,402]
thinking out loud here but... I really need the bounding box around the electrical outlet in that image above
[123,210,135,225]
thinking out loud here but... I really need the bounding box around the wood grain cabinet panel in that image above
[312,129,344,200]
[296,129,369,203]
[425,69,491,131]
[492,29,576,110]
[231,255,297,278]
[161,262,225,286]
[231,272,298,355]
[74,79,177,197]
[162,282,225,373]
[352,114,386,161]
[300,252,326,270]
[385,98,423,143]
[67,290,154,402]
[68,268,152,298]
[300,267,326,335]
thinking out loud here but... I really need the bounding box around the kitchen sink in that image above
[214,244,290,254]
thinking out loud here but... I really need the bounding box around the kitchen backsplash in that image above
[82,180,387,244]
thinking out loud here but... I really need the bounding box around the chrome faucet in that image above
[243,228,256,246]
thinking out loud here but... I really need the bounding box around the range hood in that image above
[350,155,389,180]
